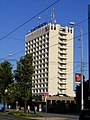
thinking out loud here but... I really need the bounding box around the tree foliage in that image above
[15,54,34,112]
[0,61,13,111]
[6,82,18,104]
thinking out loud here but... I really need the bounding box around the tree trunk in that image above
[2,95,5,112]
[24,99,27,113]
[3,101,5,112]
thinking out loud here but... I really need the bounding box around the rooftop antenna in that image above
[51,8,56,24]
[38,16,41,26]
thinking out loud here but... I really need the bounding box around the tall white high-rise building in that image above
[25,22,74,100]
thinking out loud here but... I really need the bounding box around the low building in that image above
[46,95,76,113]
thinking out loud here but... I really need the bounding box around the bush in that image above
[8,111,42,118]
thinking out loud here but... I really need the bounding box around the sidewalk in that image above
[5,109,79,120]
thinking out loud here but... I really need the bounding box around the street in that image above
[0,115,30,120]
[0,113,79,120]
[38,112,79,120]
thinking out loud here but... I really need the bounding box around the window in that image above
[45,25,49,32]
[36,90,38,93]
[62,28,65,32]
[54,24,56,30]
[43,89,44,92]
[51,24,53,30]
[41,36,42,39]
[70,29,72,33]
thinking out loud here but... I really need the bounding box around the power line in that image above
[3,50,24,59]
[70,18,88,28]
[67,18,88,29]
[0,17,88,43]
[0,35,24,42]
[0,30,88,61]
[0,0,60,41]
[0,0,88,44]
[0,14,89,61]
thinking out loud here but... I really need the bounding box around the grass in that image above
[0,109,44,119]
[8,111,43,118]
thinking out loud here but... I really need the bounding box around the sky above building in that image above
[0,0,90,83]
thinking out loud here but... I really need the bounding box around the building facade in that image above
[25,22,74,100]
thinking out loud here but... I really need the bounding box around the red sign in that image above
[75,73,81,83]
[44,92,49,98]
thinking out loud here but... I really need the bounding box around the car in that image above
[79,109,90,120]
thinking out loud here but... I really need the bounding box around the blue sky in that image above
[0,0,90,81]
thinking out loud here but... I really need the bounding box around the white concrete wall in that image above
[66,27,74,96]
[48,24,60,95]
[25,23,75,97]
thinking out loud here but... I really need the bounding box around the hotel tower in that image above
[25,21,74,101]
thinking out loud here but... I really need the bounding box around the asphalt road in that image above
[39,113,79,120]
[0,115,31,120]
[0,114,79,120]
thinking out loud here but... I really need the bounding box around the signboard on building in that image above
[75,73,81,84]
[44,92,49,99]
[44,92,49,102]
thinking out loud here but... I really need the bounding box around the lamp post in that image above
[69,22,75,26]
[69,22,84,110]
[4,89,8,111]
[80,27,84,110]
[5,89,8,93]
[8,54,12,56]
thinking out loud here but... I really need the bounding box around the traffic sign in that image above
[44,92,49,98]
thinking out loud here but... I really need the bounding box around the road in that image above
[38,112,79,120]
[0,113,79,120]
[0,115,30,120]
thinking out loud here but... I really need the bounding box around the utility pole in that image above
[80,27,84,110]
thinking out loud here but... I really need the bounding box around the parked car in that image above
[79,109,90,120]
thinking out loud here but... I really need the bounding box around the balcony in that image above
[58,86,66,90]
[58,75,67,79]
[58,55,67,60]
[58,45,67,50]
[58,66,66,70]
[59,31,67,35]
[58,76,67,80]
[58,81,66,85]
[59,35,67,40]
[58,70,67,74]
[58,40,67,45]
[58,50,67,55]
[58,60,67,65]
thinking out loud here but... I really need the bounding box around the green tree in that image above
[6,82,18,104]
[15,54,33,113]
[0,61,13,111]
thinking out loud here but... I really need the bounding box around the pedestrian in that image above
[16,106,19,112]
[8,105,11,109]
[27,105,30,114]
[35,106,37,113]
[34,106,36,114]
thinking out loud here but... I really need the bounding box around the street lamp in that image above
[69,22,84,110]
[5,89,8,93]
[80,27,84,110]
[69,22,75,26]
[8,54,12,56]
